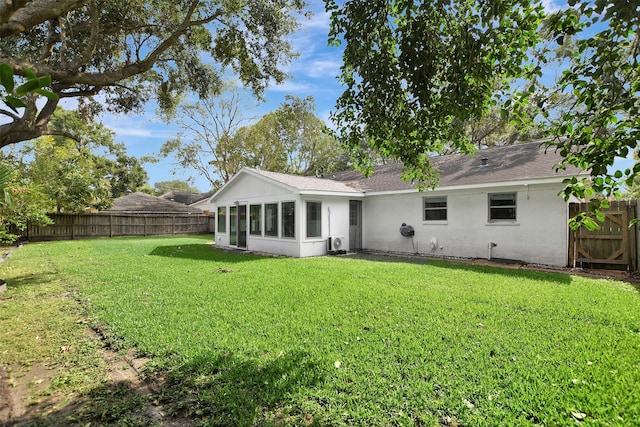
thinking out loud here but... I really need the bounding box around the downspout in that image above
[488,242,497,260]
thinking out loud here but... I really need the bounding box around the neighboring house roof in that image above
[159,191,215,205]
[326,140,585,193]
[107,192,204,214]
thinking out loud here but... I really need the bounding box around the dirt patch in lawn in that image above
[0,335,193,426]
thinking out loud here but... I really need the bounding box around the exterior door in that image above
[349,200,362,251]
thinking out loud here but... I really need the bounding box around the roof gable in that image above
[211,167,362,201]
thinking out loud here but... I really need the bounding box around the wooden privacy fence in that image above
[24,213,214,242]
[569,200,638,271]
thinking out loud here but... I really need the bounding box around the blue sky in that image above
[97,1,344,192]
[93,0,630,193]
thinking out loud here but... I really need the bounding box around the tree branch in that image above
[0,0,221,89]
[0,0,85,38]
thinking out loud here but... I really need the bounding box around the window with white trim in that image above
[488,193,517,221]
[265,203,278,236]
[306,201,322,238]
[217,206,226,233]
[249,204,262,235]
[423,196,447,221]
[282,201,295,238]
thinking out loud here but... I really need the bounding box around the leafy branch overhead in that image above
[326,0,545,187]
[0,0,306,147]
[327,0,640,214]
[0,63,58,113]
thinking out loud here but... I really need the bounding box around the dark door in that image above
[238,205,247,248]
[349,200,362,251]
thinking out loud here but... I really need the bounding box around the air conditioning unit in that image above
[328,235,345,252]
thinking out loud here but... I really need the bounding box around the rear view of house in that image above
[209,141,586,267]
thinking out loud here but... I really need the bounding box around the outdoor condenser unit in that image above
[328,236,344,252]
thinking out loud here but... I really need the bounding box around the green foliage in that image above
[5,108,149,214]
[326,0,545,187]
[1,236,639,425]
[328,0,640,227]
[158,84,255,186]
[153,180,200,195]
[273,95,347,175]
[535,2,640,208]
[159,93,346,186]
[0,161,53,243]
[237,96,347,176]
[24,136,113,213]
[0,63,58,113]
[0,0,307,146]
[0,163,13,207]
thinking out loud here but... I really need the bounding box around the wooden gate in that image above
[568,200,637,271]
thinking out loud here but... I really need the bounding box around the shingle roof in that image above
[159,191,215,205]
[325,140,584,193]
[249,168,362,193]
[107,192,204,213]
[225,141,585,196]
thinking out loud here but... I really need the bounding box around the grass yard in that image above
[1,235,639,426]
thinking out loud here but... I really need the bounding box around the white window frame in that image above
[423,196,447,222]
[306,201,322,239]
[249,204,262,236]
[264,203,279,237]
[217,206,227,234]
[488,192,517,222]
[282,201,296,239]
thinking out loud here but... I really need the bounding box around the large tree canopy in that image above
[159,94,346,189]
[537,1,640,210]
[0,0,306,146]
[2,108,149,213]
[326,0,640,211]
[326,0,545,186]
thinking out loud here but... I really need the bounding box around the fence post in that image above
[172,216,175,235]
[71,214,75,240]
[109,215,113,238]
[144,215,147,236]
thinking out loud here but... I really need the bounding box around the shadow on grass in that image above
[350,252,573,285]
[1,272,59,290]
[10,351,323,427]
[149,243,267,263]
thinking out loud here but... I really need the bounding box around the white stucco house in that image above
[208,140,586,267]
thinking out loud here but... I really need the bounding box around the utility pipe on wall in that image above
[488,242,497,260]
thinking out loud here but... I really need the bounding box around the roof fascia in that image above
[299,190,365,197]
[364,175,585,196]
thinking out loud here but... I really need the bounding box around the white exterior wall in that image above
[212,173,353,257]
[299,195,351,257]
[363,183,570,267]
[190,199,215,215]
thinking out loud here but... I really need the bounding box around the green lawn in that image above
[1,235,639,426]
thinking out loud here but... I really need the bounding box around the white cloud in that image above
[108,126,154,138]
[267,80,312,93]
[541,0,564,13]
[300,9,331,31]
[304,58,342,79]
